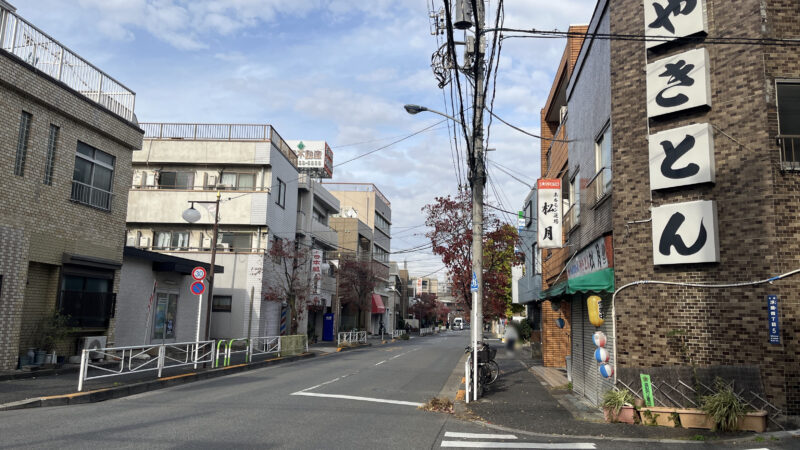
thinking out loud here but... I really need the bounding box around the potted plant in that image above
[640,406,681,427]
[700,380,767,432]
[602,389,637,424]
[37,312,71,365]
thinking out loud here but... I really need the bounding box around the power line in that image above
[334,119,447,167]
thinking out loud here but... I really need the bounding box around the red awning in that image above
[371,294,386,314]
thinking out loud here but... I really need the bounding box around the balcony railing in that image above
[71,180,112,211]
[586,167,612,207]
[140,123,298,167]
[778,135,800,171]
[0,5,135,122]
[563,203,579,232]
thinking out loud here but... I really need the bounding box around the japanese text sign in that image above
[649,123,716,190]
[646,48,711,118]
[537,179,562,249]
[651,200,719,265]
[768,295,780,344]
[644,0,708,49]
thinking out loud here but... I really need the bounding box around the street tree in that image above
[409,292,438,326]
[337,255,378,329]
[262,239,313,335]
[423,190,519,323]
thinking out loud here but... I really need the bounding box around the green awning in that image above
[539,268,615,299]
[540,280,568,299]
[566,267,615,294]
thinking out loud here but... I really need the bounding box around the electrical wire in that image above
[334,119,447,167]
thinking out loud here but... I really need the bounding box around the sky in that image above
[17,0,598,278]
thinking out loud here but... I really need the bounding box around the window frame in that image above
[152,291,179,340]
[71,141,116,211]
[276,178,286,208]
[43,124,59,185]
[14,111,32,177]
[776,80,800,169]
[158,171,195,190]
[212,295,232,312]
[154,231,190,250]
[594,123,612,197]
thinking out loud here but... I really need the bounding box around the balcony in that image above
[311,218,338,248]
[563,203,579,232]
[778,135,800,171]
[71,180,113,211]
[0,5,135,122]
[586,167,612,207]
[127,189,269,225]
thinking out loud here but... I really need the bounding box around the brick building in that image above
[0,1,143,369]
[550,0,800,412]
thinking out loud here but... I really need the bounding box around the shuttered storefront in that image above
[570,292,614,406]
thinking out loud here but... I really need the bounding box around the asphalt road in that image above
[0,331,794,449]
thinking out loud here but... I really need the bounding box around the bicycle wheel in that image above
[485,360,500,385]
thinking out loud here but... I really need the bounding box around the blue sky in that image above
[18,0,597,277]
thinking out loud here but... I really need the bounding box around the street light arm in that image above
[404,104,464,125]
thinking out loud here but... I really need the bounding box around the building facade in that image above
[0,2,143,370]
[126,123,299,340]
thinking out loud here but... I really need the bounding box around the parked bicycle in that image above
[464,341,499,396]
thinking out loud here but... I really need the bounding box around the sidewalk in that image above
[460,345,746,441]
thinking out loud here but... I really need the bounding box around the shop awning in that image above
[540,268,615,299]
[371,294,386,314]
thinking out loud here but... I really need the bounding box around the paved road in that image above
[0,331,794,449]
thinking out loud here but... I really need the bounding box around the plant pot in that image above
[737,411,767,433]
[44,353,53,364]
[604,405,637,424]
[676,408,713,429]
[34,350,47,365]
[640,407,680,427]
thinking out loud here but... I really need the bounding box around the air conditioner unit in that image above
[219,243,230,251]
[132,171,143,188]
[145,172,155,187]
[126,235,137,246]
[202,237,212,249]
[139,236,151,248]
[559,106,568,124]
[80,336,107,361]
[206,175,217,189]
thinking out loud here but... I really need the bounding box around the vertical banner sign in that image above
[537,179,562,249]
[641,374,655,407]
[416,278,423,295]
[517,210,525,233]
[311,249,323,294]
[767,295,780,344]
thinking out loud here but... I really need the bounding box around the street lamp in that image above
[404,104,462,124]
[183,191,221,342]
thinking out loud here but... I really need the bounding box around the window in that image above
[777,81,800,168]
[525,201,533,226]
[532,244,542,275]
[374,213,391,235]
[14,111,32,176]
[152,292,178,340]
[43,124,59,185]
[71,141,115,210]
[219,232,252,251]
[212,295,232,312]
[59,274,114,328]
[592,125,612,202]
[154,231,190,250]
[373,245,389,263]
[276,178,286,207]
[569,173,580,219]
[158,171,194,189]
[219,172,255,190]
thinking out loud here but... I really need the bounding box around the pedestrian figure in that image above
[504,324,519,354]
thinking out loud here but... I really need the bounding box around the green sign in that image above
[640,374,654,407]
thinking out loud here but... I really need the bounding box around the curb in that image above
[334,343,372,352]
[0,352,316,412]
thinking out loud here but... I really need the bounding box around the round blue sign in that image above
[190,281,205,295]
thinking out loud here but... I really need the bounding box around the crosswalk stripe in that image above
[440,441,596,449]
[444,432,517,439]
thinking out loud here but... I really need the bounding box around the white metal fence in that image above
[337,331,367,347]
[419,327,434,336]
[392,330,406,338]
[0,5,135,121]
[77,341,213,391]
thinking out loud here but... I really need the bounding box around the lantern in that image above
[599,363,614,378]
[594,347,609,363]
[587,295,605,327]
[592,331,607,348]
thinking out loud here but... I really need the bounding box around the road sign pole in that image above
[194,292,203,368]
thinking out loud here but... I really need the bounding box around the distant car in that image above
[453,318,463,330]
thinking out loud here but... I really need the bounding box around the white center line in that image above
[375,360,387,365]
[444,432,517,440]
[440,441,596,449]
[291,392,424,407]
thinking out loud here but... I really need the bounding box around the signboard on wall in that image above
[651,200,719,265]
[537,179,562,249]
[567,237,610,279]
[646,48,711,118]
[644,0,708,49]
[649,123,716,190]
[311,249,323,294]
[287,140,334,178]
[767,295,780,344]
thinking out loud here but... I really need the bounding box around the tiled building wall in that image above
[541,300,571,368]
[0,226,27,369]
[609,0,800,412]
[0,49,142,369]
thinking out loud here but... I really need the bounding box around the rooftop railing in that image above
[140,123,298,168]
[322,182,391,207]
[0,4,136,122]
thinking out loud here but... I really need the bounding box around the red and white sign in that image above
[537,179,562,249]
[311,249,323,294]
[192,266,207,281]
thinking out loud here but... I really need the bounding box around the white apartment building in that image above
[125,123,299,341]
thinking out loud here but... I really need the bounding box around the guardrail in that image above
[250,336,280,360]
[77,340,213,391]
[337,331,367,347]
[419,327,434,336]
[214,338,250,368]
[392,330,406,338]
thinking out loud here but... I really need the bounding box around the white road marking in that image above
[444,432,517,439]
[375,360,387,365]
[440,441,595,449]
[291,391,424,407]
[297,376,342,393]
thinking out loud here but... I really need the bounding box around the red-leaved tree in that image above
[262,239,312,335]
[338,255,378,329]
[409,292,438,326]
[423,189,519,323]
